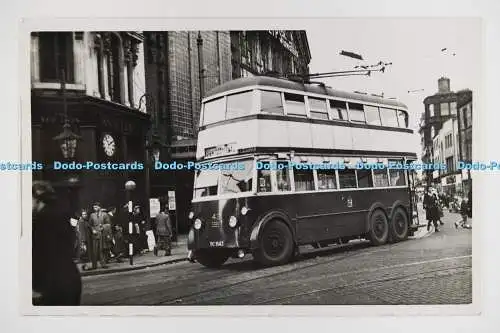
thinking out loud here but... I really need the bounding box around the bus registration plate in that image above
[209,241,224,247]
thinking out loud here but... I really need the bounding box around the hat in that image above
[32,181,56,203]
[93,202,101,207]
[134,205,141,209]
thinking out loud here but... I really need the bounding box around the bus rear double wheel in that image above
[367,209,390,246]
[194,249,230,269]
[253,219,294,266]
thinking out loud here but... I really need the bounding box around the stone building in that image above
[419,77,473,195]
[31,31,150,216]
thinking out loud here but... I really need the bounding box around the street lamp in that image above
[52,69,81,159]
[125,180,136,265]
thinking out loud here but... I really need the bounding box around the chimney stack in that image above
[438,77,451,93]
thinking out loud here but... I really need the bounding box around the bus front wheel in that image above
[195,249,230,269]
[253,219,294,266]
[367,209,389,246]
[389,207,409,242]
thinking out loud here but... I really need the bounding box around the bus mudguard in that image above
[249,210,294,250]
[364,202,387,233]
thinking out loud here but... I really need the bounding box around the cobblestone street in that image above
[81,209,472,305]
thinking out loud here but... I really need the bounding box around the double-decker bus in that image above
[186,76,418,268]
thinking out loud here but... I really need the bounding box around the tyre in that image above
[367,209,389,246]
[194,249,230,269]
[253,219,294,266]
[389,207,409,242]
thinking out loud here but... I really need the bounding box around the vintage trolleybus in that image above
[187,76,418,268]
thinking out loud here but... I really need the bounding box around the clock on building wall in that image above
[102,134,116,157]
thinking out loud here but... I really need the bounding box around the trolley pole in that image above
[125,180,136,266]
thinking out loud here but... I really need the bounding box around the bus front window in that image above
[194,169,219,197]
[220,159,254,194]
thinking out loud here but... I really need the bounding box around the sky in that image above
[304,18,481,157]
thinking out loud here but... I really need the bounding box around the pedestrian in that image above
[108,207,125,262]
[423,189,432,224]
[154,206,172,256]
[85,202,109,270]
[133,205,149,254]
[456,197,471,229]
[32,181,82,305]
[435,194,444,225]
[101,208,113,265]
[427,194,440,232]
[77,209,89,263]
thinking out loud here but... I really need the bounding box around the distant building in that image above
[419,77,472,196]
[144,30,311,233]
[31,31,150,215]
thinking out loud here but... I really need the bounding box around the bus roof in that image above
[205,76,408,109]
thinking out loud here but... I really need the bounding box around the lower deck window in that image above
[373,168,390,187]
[258,164,272,192]
[357,169,374,188]
[276,162,291,191]
[338,169,357,189]
[294,168,314,191]
[317,169,337,190]
[389,169,406,186]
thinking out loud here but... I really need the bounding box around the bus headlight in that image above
[241,207,249,215]
[228,216,238,228]
[194,219,202,230]
[188,211,194,219]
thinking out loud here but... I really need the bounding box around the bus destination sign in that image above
[205,143,237,159]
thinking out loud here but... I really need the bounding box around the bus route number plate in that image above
[209,241,224,247]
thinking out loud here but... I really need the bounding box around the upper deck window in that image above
[329,100,348,121]
[284,93,307,117]
[260,90,284,115]
[309,98,329,120]
[364,105,381,126]
[202,97,225,125]
[397,110,409,128]
[348,103,366,123]
[226,91,254,119]
[380,107,399,127]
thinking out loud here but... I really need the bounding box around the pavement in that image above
[81,208,472,305]
[77,234,189,277]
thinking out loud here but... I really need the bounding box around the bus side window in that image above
[257,162,272,192]
[348,102,366,123]
[373,167,390,187]
[276,161,291,191]
[317,169,337,190]
[329,100,348,120]
[357,169,374,188]
[388,160,406,186]
[338,169,357,189]
[397,110,409,128]
[294,167,314,191]
[260,90,284,115]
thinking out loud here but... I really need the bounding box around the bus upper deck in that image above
[196,76,415,162]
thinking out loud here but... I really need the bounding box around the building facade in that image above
[419,77,472,196]
[31,31,151,216]
[143,30,311,233]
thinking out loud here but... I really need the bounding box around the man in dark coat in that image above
[32,181,82,306]
[154,206,172,256]
[133,205,149,253]
[86,202,110,269]
[427,194,440,232]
